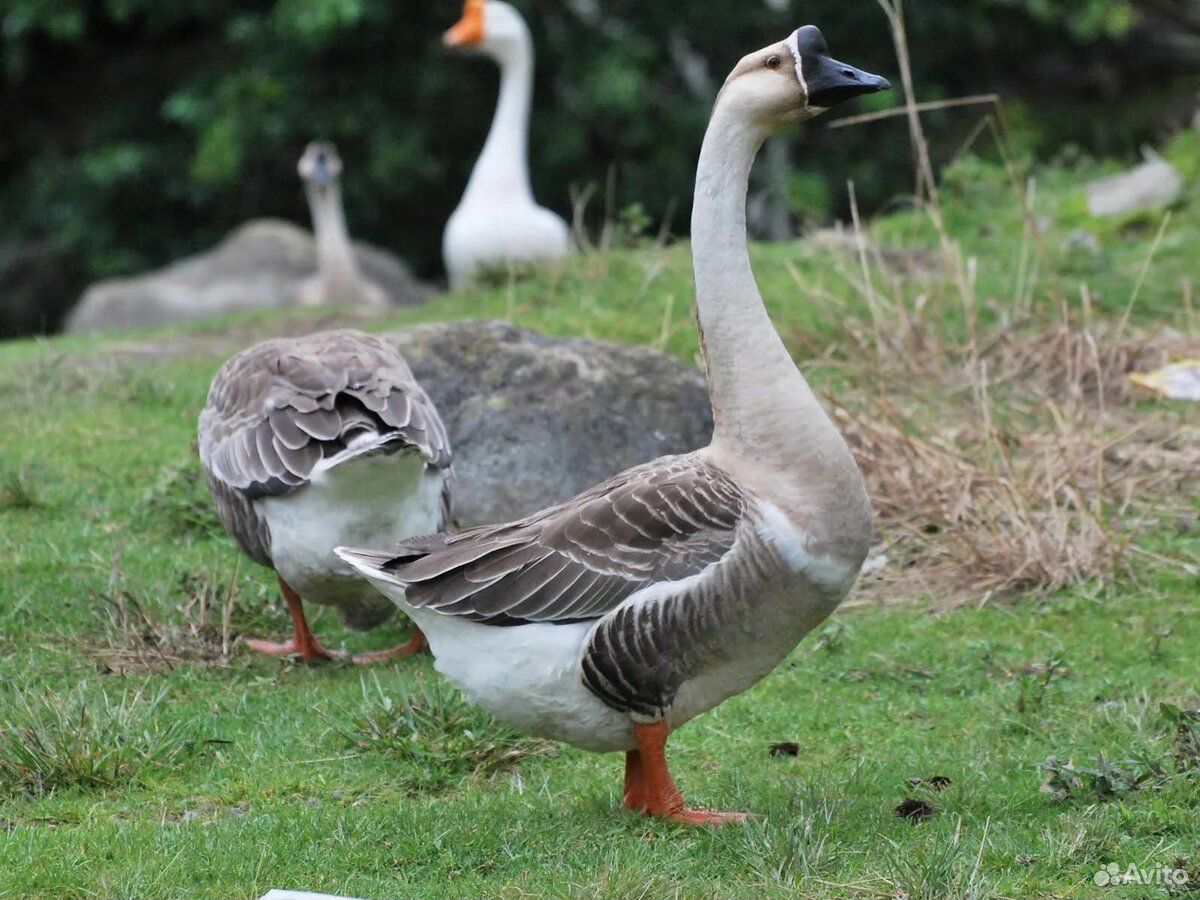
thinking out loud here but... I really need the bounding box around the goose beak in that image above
[444,0,485,47]
[806,57,890,108]
[310,158,333,188]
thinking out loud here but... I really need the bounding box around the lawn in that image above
[1,146,1197,899]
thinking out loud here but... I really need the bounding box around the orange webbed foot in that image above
[622,724,752,827]
[663,808,750,826]
[350,631,429,665]
[244,637,345,664]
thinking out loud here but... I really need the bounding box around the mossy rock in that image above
[387,320,713,526]
[64,220,435,335]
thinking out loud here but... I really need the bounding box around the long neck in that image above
[307,183,362,296]
[465,39,535,202]
[692,98,844,472]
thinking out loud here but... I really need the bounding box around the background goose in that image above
[296,142,389,308]
[442,0,571,288]
[339,26,888,822]
[200,329,452,663]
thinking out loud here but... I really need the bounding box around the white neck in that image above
[307,182,363,297]
[692,95,846,473]
[464,36,535,204]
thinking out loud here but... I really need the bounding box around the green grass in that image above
[0,684,199,798]
[0,147,1198,898]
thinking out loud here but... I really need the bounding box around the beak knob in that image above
[445,0,485,47]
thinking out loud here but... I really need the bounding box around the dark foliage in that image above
[2,0,1198,336]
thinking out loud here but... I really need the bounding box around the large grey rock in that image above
[1086,152,1183,218]
[386,320,714,526]
[65,219,435,335]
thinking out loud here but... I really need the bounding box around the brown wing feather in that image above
[367,454,743,626]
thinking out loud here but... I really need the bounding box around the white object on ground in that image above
[1086,150,1183,218]
[1129,360,1200,401]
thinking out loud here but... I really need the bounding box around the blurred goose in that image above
[296,142,389,308]
[200,330,452,663]
[442,0,570,288]
[339,27,888,822]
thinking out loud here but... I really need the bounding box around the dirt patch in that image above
[895,797,937,822]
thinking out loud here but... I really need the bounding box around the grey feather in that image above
[338,452,812,715]
[365,454,744,625]
[198,329,453,567]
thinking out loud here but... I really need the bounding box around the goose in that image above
[338,26,888,822]
[296,142,389,308]
[199,329,452,663]
[442,0,571,288]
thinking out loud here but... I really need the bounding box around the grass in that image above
[0,139,1198,897]
[331,675,556,793]
[0,684,199,798]
[0,464,41,511]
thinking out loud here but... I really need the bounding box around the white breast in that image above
[339,559,633,751]
[258,449,445,606]
[405,604,634,752]
[443,200,570,289]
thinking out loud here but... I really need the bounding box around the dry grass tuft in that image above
[840,403,1198,605]
[85,558,241,674]
[989,316,1200,409]
[821,3,1198,606]
[831,304,1199,607]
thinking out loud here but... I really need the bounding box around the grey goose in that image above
[200,329,451,663]
[339,26,889,822]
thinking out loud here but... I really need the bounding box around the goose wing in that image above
[339,453,745,626]
[198,329,451,565]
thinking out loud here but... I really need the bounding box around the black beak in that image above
[805,55,890,108]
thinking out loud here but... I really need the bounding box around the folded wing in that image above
[352,454,745,627]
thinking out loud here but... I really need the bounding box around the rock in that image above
[352,242,433,309]
[385,320,714,526]
[65,220,435,335]
[1086,152,1183,218]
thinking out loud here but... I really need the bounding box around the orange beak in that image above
[444,0,485,47]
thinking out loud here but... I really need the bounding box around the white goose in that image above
[442,0,571,288]
[296,142,389,308]
[340,26,888,822]
[199,330,452,663]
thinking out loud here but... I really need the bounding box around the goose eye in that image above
[766,55,782,70]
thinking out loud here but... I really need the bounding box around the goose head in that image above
[298,141,344,194]
[720,25,890,128]
[443,0,529,60]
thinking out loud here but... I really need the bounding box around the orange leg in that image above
[351,629,430,665]
[624,748,646,810]
[245,577,344,663]
[623,721,749,826]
